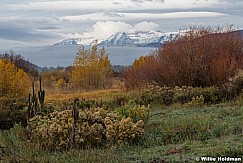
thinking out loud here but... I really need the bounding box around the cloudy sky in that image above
[0,0,243,49]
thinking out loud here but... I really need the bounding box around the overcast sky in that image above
[0,0,243,49]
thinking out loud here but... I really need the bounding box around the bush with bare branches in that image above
[124,26,243,89]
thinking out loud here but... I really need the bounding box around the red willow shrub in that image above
[123,55,158,89]
[124,27,243,89]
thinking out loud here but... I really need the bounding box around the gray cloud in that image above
[0,0,243,49]
[219,0,238,3]
[37,26,60,30]
[0,24,61,42]
[104,12,125,18]
[131,0,165,3]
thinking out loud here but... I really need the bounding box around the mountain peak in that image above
[54,38,78,46]
[54,30,179,47]
[100,32,134,47]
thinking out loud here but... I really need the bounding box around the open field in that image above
[1,90,242,162]
[46,89,123,103]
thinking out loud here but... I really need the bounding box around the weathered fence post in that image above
[27,76,45,121]
[38,76,45,112]
[72,98,79,149]
[27,79,38,120]
[27,93,32,121]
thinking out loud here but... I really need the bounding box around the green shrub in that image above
[116,102,151,125]
[143,84,222,106]
[203,88,221,104]
[220,69,243,101]
[128,105,151,125]
[188,95,205,108]
[0,108,27,130]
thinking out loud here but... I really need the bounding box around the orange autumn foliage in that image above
[124,26,243,89]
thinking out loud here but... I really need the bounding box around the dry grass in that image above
[45,89,123,103]
[45,78,126,104]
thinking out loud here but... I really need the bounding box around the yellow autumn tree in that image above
[71,43,112,89]
[57,78,65,90]
[0,59,30,107]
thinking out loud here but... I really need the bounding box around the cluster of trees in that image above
[0,59,30,102]
[71,43,113,89]
[41,66,71,89]
[124,26,243,89]
[0,52,39,77]
[40,43,114,91]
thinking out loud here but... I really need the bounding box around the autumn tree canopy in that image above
[0,59,30,99]
[71,43,112,89]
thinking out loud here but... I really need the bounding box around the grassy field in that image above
[45,89,124,102]
[0,90,243,162]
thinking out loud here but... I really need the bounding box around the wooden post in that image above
[72,98,79,149]
[38,76,45,112]
[27,79,37,120]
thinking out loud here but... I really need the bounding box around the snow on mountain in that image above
[54,30,180,47]
[53,29,243,47]
[99,32,134,47]
[54,37,103,46]
[99,31,179,47]
[73,37,99,46]
[128,31,178,45]
[54,38,78,46]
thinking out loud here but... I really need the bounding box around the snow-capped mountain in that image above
[99,31,179,47]
[74,37,98,45]
[54,37,98,46]
[53,29,243,47]
[99,32,135,46]
[54,30,180,47]
[128,31,178,45]
[54,38,78,46]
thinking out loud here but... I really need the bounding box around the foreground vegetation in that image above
[0,95,242,162]
[1,26,243,162]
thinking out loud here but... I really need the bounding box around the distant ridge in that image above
[54,30,179,47]
[54,29,243,48]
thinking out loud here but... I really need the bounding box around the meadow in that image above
[0,87,243,162]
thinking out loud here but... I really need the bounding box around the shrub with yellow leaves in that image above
[128,105,151,125]
[104,117,145,145]
[29,110,73,150]
[188,95,205,108]
[116,104,151,126]
[28,107,146,150]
